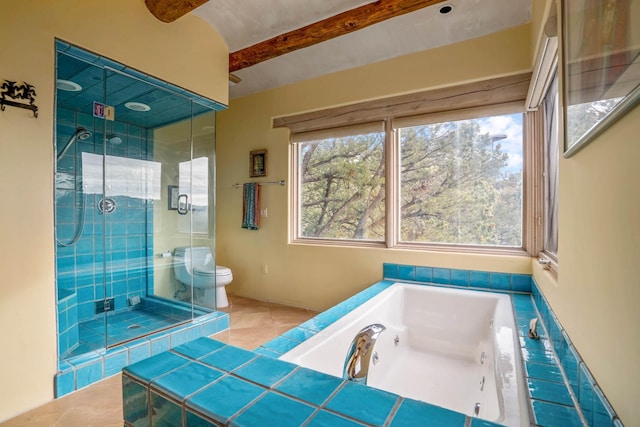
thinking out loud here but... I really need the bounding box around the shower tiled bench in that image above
[123,264,624,427]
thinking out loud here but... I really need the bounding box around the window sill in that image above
[290,238,529,256]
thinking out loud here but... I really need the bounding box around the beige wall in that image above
[0,0,227,421]
[534,105,640,425]
[218,15,640,424]
[216,24,533,311]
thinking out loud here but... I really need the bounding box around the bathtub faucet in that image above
[343,323,386,385]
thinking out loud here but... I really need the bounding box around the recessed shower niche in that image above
[54,40,225,365]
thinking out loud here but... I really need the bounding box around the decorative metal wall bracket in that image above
[1,80,38,117]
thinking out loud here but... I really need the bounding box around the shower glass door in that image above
[102,67,213,348]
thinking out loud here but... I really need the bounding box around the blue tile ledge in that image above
[124,265,623,427]
[124,337,484,427]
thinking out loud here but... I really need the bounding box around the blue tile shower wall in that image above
[55,107,154,345]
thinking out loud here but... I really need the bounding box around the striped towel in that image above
[242,183,261,230]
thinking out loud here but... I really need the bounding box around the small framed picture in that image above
[168,185,179,210]
[250,149,267,178]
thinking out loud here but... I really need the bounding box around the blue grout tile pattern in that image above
[121,264,622,427]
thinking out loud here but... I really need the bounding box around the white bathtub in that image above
[280,283,529,426]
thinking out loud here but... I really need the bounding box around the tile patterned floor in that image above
[0,295,318,427]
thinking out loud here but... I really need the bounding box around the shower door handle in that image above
[177,194,189,215]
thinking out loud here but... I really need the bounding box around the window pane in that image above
[543,74,559,255]
[399,114,523,246]
[297,131,385,241]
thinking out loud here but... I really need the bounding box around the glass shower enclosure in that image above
[54,41,222,361]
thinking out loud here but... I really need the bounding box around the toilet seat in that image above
[193,265,232,279]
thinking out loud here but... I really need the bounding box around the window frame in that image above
[281,74,538,256]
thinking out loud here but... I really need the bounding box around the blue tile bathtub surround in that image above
[55,310,228,397]
[382,262,532,293]
[123,338,476,427]
[526,280,622,427]
[122,272,622,427]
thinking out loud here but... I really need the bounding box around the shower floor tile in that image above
[65,308,190,358]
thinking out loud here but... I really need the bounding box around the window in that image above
[543,73,559,257]
[293,123,385,241]
[282,73,533,253]
[396,113,523,247]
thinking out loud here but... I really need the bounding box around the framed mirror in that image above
[561,0,640,157]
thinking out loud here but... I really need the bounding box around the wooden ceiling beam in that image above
[145,0,209,23]
[229,0,448,72]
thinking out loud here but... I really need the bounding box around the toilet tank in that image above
[173,246,212,285]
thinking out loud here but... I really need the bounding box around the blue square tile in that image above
[151,391,183,427]
[389,398,466,426]
[398,265,415,281]
[282,327,316,343]
[172,337,226,360]
[432,268,450,285]
[489,272,511,291]
[579,364,595,423]
[123,376,149,427]
[450,269,469,287]
[306,410,367,427]
[55,369,75,398]
[233,356,297,387]
[152,362,224,400]
[531,400,582,427]
[170,328,189,347]
[186,410,218,427]
[200,346,256,372]
[124,351,191,384]
[127,340,151,364]
[151,335,171,355]
[275,367,344,406]
[383,263,398,279]
[104,347,128,377]
[524,361,564,383]
[76,359,103,389]
[326,381,399,426]
[217,315,230,331]
[187,376,266,424]
[415,266,432,283]
[263,336,300,354]
[593,386,616,427]
[254,347,282,358]
[528,378,573,406]
[187,325,203,341]
[202,319,220,336]
[230,391,315,427]
[511,274,531,292]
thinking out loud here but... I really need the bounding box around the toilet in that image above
[173,246,233,308]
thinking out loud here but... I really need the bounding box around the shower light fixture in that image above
[124,101,151,112]
[56,79,82,92]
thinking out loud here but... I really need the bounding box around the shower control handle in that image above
[177,194,189,215]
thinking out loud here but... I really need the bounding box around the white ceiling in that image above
[193,0,531,99]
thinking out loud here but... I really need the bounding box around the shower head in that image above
[57,127,92,161]
[76,128,92,141]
